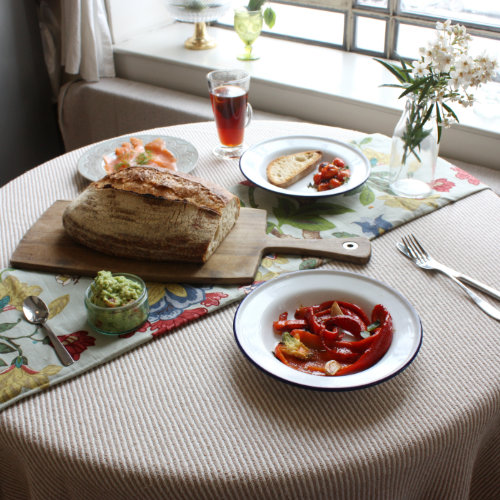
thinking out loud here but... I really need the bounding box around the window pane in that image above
[219,4,345,46]
[263,4,344,45]
[400,0,500,28]
[397,23,500,64]
[396,23,435,59]
[355,0,388,9]
[355,16,386,53]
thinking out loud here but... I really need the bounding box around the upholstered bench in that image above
[58,77,296,152]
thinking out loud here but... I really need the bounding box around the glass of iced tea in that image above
[207,69,253,159]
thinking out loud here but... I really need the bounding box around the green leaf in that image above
[417,77,434,104]
[266,221,277,234]
[299,258,321,270]
[297,202,354,217]
[359,137,372,145]
[332,231,360,238]
[399,79,426,98]
[0,359,7,367]
[247,187,258,208]
[275,196,298,216]
[380,83,406,89]
[374,58,408,84]
[421,102,434,126]
[279,215,335,232]
[263,7,276,28]
[0,342,15,354]
[359,185,375,206]
[0,319,21,333]
[247,0,264,10]
[442,102,459,123]
[436,105,443,143]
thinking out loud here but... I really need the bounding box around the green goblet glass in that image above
[234,8,263,61]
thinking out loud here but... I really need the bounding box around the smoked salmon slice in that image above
[103,137,177,174]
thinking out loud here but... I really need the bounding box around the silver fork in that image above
[401,234,500,321]
[396,242,500,301]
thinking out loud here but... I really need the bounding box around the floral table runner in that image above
[0,133,488,411]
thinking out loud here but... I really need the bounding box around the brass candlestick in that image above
[184,21,216,50]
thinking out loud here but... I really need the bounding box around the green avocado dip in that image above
[90,270,142,307]
[85,271,149,335]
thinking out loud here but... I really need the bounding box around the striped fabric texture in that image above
[0,121,498,500]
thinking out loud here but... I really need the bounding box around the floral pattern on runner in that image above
[0,132,488,411]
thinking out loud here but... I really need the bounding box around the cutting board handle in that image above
[262,235,371,264]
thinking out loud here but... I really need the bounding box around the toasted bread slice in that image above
[266,150,322,188]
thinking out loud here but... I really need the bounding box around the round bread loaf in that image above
[63,166,240,262]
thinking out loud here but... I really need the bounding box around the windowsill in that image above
[113,22,500,169]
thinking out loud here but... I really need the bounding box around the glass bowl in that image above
[84,273,149,335]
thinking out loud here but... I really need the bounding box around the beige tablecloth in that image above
[0,121,499,500]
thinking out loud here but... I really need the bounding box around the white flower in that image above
[436,20,452,33]
[377,19,498,139]
[433,50,453,73]
[449,70,462,90]
[412,60,430,78]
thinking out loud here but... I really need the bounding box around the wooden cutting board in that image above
[10,201,371,284]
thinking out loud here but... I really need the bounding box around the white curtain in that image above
[39,0,115,89]
[61,0,115,81]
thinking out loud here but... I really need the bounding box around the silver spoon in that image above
[22,296,74,366]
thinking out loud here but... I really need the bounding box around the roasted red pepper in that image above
[321,343,361,364]
[291,329,323,350]
[334,305,393,376]
[273,318,307,332]
[273,301,393,377]
[324,314,366,340]
[305,307,326,335]
[336,301,371,326]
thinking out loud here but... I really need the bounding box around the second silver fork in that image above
[401,234,500,321]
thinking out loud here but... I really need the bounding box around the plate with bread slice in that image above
[78,134,198,182]
[239,135,370,197]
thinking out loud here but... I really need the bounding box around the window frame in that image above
[216,0,500,61]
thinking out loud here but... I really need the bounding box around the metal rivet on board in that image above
[342,241,359,250]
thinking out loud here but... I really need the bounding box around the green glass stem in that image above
[239,42,256,60]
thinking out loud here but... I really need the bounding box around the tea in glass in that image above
[207,69,253,159]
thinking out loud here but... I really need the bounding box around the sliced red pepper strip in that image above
[336,301,371,326]
[305,307,325,336]
[321,326,343,345]
[318,300,335,310]
[334,305,393,376]
[321,339,361,363]
[294,304,323,319]
[273,319,307,332]
[324,314,366,340]
[274,343,289,365]
[291,329,323,350]
[330,329,380,353]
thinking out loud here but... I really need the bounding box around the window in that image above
[217,0,500,71]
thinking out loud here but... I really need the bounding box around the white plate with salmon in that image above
[77,135,199,182]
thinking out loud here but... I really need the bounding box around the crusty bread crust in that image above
[266,150,322,188]
[63,166,240,262]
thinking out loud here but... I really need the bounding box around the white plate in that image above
[77,134,199,182]
[239,135,371,197]
[233,270,422,391]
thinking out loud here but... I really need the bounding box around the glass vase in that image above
[388,97,439,199]
[234,8,263,61]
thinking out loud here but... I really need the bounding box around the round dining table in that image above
[0,120,498,500]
